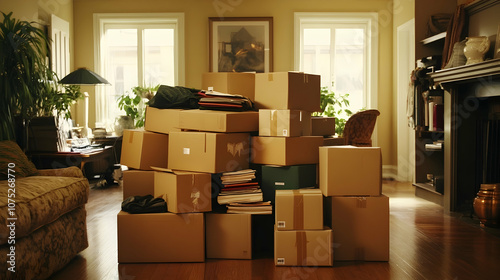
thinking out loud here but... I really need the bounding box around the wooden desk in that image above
[31,146,114,182]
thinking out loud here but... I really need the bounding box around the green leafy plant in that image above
[313,87,353,136]
[118,85,160,128]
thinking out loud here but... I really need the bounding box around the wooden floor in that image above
[48,180,500,280]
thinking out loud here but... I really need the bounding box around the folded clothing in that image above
[198,90,254,111]
[121,195,167,214]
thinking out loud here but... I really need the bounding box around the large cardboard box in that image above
[168,131,250,173]
[261,164,317,203]
[122,170,155,199]
[154,168,212,213]
[259,109,312,137]
[319,146,382,196]
[117,211,204,263]
[144,106,182,134]
[275,189,323,231]
[324,196,389,261]
[178,109,259,133]
[311,116,335,136]
[254,72,320,111]
[274,227,333,266]
[202,72,255,101]
[251,136,323,166]
[120,130,169,170]
[205,213,252,259]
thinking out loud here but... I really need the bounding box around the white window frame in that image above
[93,13,185,128]
[294,12,378,111]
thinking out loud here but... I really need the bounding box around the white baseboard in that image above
[382,165,398,180]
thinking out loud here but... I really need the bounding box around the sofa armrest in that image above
[37,166,85,178]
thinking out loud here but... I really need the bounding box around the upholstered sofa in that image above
[0,141,89,280]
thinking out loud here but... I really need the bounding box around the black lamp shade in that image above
[60,68,110,85]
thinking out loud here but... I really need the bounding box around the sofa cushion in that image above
[0,174,89,245]
[0,140,39,180]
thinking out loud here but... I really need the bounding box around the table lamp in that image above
[60,68,110,138]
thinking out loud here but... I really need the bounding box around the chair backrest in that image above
[343,109,380,147]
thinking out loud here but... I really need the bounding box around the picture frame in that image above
[209,17,273,73]
[495,24,500,59]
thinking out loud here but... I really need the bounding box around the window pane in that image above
[303,29,331,89]
[144,29,175,86]
[334,28,364,113]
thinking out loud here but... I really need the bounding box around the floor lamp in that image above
[60,68,110,138]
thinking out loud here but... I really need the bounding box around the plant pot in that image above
[114,116,135,136]
[473,183,500,228]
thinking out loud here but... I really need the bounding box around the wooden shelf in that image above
[430,58,500,85]
[421,32,446,45]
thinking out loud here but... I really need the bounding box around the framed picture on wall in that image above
[209,17,273,73]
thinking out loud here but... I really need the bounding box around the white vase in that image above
[114,116,134,136]
[464,36,490,65]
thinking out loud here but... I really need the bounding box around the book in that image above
[217,191,263,205]
[226,201,272,214]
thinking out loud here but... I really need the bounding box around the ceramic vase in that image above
[464,36,490,65]
[473,183,500,227]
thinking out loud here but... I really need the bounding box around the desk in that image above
[31,146,114,182]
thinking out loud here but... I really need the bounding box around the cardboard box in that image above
[275,189,323,230]
[322,137,345,146]
[311,117,335,136]
[205,213,252,259]
[154,168,212,213]
[254,72,320,111]
[144,106,182,134]
[178,109,259,133]
[261,164,317,203]
[274,227,333,266]
[202,72,255,101]
[120,130,169,170]
[117,211,204,263]
[324,196,389,261]
[319,146,382,196]
[168,131,250,173]
[251,136,323,166]
[259,110,312,137]
[122,170,155,199]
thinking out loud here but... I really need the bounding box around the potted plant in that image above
[117,85,159,129]
[313,87,353,136]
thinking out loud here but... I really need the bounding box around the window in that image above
[93,13,184,130]
[294,13,378,115]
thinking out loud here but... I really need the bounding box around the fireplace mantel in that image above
[430,59,500,85]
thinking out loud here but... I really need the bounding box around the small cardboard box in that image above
[144,106,182,134]
[202,72,255,101]
[254,72,320,111]
[154,167,212,213]
[275,189,323,231]
[251,136,323,166]
[311,116,335,136]
[205,213,252,259]
[178,109,259,133]
[274,227,333,266]
[261,164,317,203]
[122,170,155,199]
[168,131,250,173]
[324,196,389,261]
[319,146,382,196]
[120,130,169,170]
[117,211,204,263]
[322,137,345,146]
[259,109,312,137]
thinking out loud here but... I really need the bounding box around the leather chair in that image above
[343,109,380,147]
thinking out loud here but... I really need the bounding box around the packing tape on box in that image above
[293,190,304,229]
[270,110,278,136]
[128,131,135,143]
[295,231,307,265]
[356,197,367,208]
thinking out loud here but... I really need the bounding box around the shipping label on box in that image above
[274,227,333,266]
[319,146,382,196]
[153,167,212,213]
[275,189,323,230]
[168,131,250,173]
[206,213,252,259]
[259,109,312,137]
[178,109,259,133]
[144,106,182,134]
[122,170,155,200]
[202,72,255,101]
[261,164,317,203]
[311,116,335,136]
[251,136,323,166]
[254,72,320,111]
[324,196,389,261]
[117,211,205,263]
[120,130,169,170]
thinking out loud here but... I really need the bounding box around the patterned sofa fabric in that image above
[0,167,89,245]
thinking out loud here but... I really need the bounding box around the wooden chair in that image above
[343,109,380,147]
